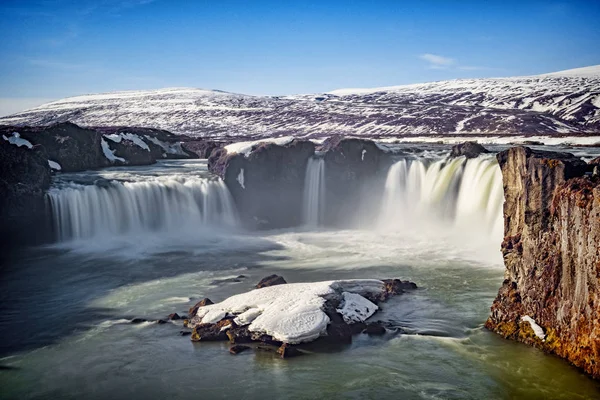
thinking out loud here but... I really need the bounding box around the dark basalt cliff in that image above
[485,146,600,379]
[208,137,390,229]
[0,139,52,254]
[209,140,316,229]
[319,136,391,226]
[1,122,197,173]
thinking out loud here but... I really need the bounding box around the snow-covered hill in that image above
[1,66,599,138]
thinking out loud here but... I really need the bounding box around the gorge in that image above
[1,130,600,398]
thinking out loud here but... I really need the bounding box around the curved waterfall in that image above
[379,156,504,237]
[303,157,326,227]
[48,177,238,241]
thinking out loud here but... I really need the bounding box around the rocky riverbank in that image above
[485,146,600,379]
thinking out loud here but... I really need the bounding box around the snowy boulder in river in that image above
[186,278,417,350]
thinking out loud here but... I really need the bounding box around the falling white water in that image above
[48,177,238,241]
[303,157,326,227]
[379,156,504,239]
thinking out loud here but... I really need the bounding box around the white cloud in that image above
[0,98,55,117]
[419,53,455,69]
[419,54,492,72]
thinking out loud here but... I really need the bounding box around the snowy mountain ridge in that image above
[1,66,599,138]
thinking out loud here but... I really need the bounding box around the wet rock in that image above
[156,319,167,325]
[191,318,233,342]
[188,298,214,317]
[226,325,253,343]
[255,274,287,289]
[179,331,192,337]
[380,279,418,300]
[277,343,302,358]
[364,324,386,335]
[521,140,544,146]
[131,318,147,324]
[210,277,245,285]
[229,344,251,355]
[168,313,182,321]
[486,146,599,379]
[449,141,489,159]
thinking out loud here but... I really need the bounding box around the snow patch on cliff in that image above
[101,138,126,163]
[224,136,295,156]
[48,160,62,170]
[2,132,33,149]
[522,315,546,340]
[105,133,150,151]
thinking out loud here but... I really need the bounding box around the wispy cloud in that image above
[419,54,495,72]
[419,53,455,69]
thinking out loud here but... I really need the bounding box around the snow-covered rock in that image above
[190,279,396,344]
[1,66,598,137]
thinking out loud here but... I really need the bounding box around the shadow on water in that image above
[0,235,288,358]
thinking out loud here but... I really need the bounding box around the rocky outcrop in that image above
[181,139,225,158]
[208,139,316,229]
[0,123,196,173]
[319,136,391,226]
[255,274,287,288]
[184,278,417,357]
[97,126,196,160]
[449,141,489,159]
[485,146,599,379]
[0,139,52,254]
[4,122,108,172]
[207,136,391,229]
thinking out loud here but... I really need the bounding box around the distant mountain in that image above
[1,66,599,138]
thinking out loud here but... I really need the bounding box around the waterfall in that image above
[48,177,238,241]
[379,156,503,237]
[303,157,326,227]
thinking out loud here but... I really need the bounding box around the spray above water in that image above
[303,157,326,227]
[48,177,238,241]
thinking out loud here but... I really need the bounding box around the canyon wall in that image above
[486,146,599,379]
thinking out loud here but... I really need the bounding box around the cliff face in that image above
[486,146,600,379]
[209,140,316,229]
[1,122,197,173]
[319,136,391,226]
[0,139,52,255]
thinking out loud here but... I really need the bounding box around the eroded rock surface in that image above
[184,278,417,356]
[485,146,599,379]
[0,138,52,251]
[208,139,316,229]
[449,141,489,159]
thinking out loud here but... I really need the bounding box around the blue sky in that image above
[1,0,599,115]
